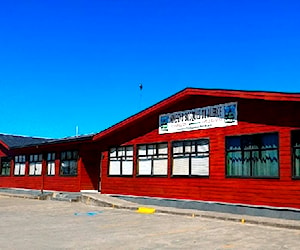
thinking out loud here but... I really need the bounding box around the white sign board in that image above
[159,102,238,134]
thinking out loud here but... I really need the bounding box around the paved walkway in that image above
[1,188,300,230]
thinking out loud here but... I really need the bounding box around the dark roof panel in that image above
[0,134,52,148]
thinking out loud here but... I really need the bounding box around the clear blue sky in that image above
[1,0,300,138]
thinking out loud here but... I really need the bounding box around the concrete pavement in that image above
[1,188,300,230]
[1,196,300,250]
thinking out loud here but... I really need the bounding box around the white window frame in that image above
[109,146,133,176]
[137,143,168,176]
[172,139,209,177]
[47,153,55,176]
[29,154,43,176]
[14,155,26,176]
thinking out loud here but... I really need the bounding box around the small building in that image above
[1,88,300,213]
[0,134,100,192]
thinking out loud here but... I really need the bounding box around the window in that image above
[109,146,133,176]
[29,154,42,176]
[137,143,168,176]
[226,133,279,178]
[14,155,26,176]
[292,130,300,178]
[60,151,78,176]
[47,153,55,176]
[0,157,11,176]
[172,139,209,176]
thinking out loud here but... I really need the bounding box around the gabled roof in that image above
[0,134,52,149]
[93,87,300,141]
[0,133,96,150]
[39,134,95,146]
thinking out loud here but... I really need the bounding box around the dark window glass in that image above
[292,130,300,178]
[0,157,11,176]
[60,151,78,176]
[226,133,279,178]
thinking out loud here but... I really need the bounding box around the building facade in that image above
[1,88,300,211]
[95,88,300,210]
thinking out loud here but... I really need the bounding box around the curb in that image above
[81,194,300,230]
[0,192,51,200]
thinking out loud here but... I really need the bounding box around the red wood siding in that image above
[100,97,300,209]
[0,142,99,192]
[80,145,101,190]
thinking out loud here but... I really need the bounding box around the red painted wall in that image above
[0,141,100,192]
[100,97,300,209]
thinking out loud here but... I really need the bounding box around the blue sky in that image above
[0,0,300,138]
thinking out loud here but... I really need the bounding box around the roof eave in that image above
[93,87,300,141]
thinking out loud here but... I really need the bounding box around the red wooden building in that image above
[1,88,300,212]
[0,134,100,192]
[95,88,300,210]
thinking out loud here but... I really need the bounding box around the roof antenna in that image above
[75,126,79,137]
[139,83,143,110]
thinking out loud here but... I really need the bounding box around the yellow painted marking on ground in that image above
[136,207,156,214]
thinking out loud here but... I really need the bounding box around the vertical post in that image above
[41,154,46,194]
[139,83,143,110]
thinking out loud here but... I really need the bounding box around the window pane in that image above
[295,148,300,177]
[185,141,192,153]
[147,144,155,155]
[14,163,20,175]
[73,151,78,159]
[260,150,278,177]
[153,158,168,175]
[48,162,55,175]
[173,157,189,175]
[20,163,26,175]
[158,143,168,154]
[47,153,52,161]
[122,160,133,175]
[138,158,152,175]
[138,145,147,156]
[61,161,69,175]
[70,161,77,175]
[191,156,209,176]
[67,151,72,160]
[126,146,133,156]
[109,160,120,175]
[29,163,35,175]
[173,142,183,154]
[35,163,42,175]
[110,148,117,157]
[227,137,241,150]
[197,140,209,152]
[261,134,278,149]
[118,147,124,157]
